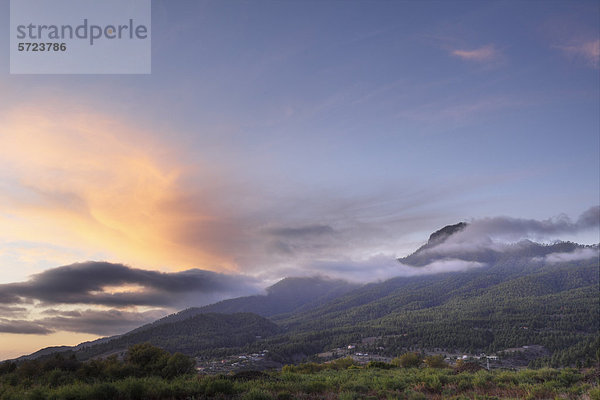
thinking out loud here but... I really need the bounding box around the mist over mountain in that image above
[14,220,598,369]
[129,276,359,331]
[399,219,597,267]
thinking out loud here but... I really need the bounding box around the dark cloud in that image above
[0,308,167,336]
[0,261,261,308]
[0,305,27,314]
[267,240,294,255]
[41,309,83,317]
[267,224,335,238]
[462,206,599,240]
[40,309,167,336]
[0,262,263,336]
[577,206,600,229]
[0,319,53,335]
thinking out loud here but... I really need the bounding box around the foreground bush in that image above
[1,364,598,400]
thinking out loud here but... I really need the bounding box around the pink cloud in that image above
[451,44,497,62]
[556,39,600,69]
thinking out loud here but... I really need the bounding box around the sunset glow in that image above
[0,0,597,361]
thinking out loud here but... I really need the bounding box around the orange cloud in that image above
[0,104,241,275]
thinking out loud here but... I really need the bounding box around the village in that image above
[195,349,282,374]
[194,337,549,374]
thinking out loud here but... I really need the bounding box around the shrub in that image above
[384,377,408,391]
[125,343,169,377]
[557,368,581,387]
[205,378,235,396]
[424,355,447,369]
[89,383,118,400]
[457,377,473,391]
[366,361,394,369]
[328,357,356,370]
[338,392,357,400]
[396,352,421,368]
[26,388,47,400]
[242,388,274,400]
[405,390,427,400]
[275,391,293,400]
[341,383,368,394]
[0,387,20,400]
[162,353,195,378]
[454,359,482,373]
[425,375,442,392]
[119,378,147,400]
[282,363,325,373]
[301,380,327,394]
[472,370,492,389]
[47,369,72,388]
[0,362,16,375]
[49,383,91,400]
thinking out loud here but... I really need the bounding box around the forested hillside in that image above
[263,256,598,366]
[134,277,358,330]
[17,225,599,369]
[75,313,281,360]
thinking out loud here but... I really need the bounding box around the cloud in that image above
[0,105,245,275]
[451,44,498,62]
[39,309,167,336]
[402,259,485,275]
[1,308,168,336]
[459,206,599,241]
[538,247,599,264]
[0,103,466,281]
[555,39,600,69]
[303,254,485,282]
[404,207,599,265]
[0,261,261,308]
[267,224,335,238]
[0,261,264,335]
[0,306,28,316]
[0,319,53,335]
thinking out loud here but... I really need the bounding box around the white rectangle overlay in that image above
[10,0,151,74]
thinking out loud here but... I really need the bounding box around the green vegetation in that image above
[73,313,281,360]
[1,347,598,399]
[393,353,421,368]
[24,256,597,371]
[261,257,598,366]
[22,241,597,372]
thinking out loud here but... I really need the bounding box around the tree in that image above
[393,352,421,368]
[424,355,447,368]
[126,342,169,376]
[163,352,196,378]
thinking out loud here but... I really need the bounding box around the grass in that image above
[1,365,598,399]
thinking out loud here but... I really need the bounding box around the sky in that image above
[0,0,598,360]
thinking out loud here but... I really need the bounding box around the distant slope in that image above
[137,276,359,330]
[15,335,119,361]
[199,276,360,315]
[75,313,280,360]
[265,252,598,364]
[17,276,358,361]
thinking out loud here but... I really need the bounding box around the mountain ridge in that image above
[11,224,599,368]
